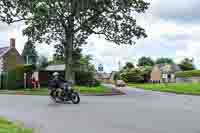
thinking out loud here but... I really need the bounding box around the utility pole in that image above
[98,64,104,73]
[118,61,121,71]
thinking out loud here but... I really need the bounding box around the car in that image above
[115,80,126,87]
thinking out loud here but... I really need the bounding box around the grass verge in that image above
[75,85,112,94]
[0,117,33,133]
[0,85,112,96]
[128,83,200,95]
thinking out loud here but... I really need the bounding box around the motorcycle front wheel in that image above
[71,92,80,104]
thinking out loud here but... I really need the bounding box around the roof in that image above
[44,64,65,71]
[156,64,181,73]
[0,47,10,57]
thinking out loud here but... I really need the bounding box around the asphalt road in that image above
[0,88,200,133]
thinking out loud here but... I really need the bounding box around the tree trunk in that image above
[64,34,73,81]
[64,17,74,81]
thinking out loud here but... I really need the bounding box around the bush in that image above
[120,69,144,83]
[13,65,25,89]
[23,64,36,72]
[75,71,100,87]
[1,65,25,90]
[2,70,17,90]
[175,70,200,77]
[0,65,37,90]
[93,79,101,86]
[113,72,121,81]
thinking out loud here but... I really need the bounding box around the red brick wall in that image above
[151,65,161,81]
[39,71,50,86]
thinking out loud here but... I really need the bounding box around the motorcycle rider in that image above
[49,72,65,98]
[48,72,80,104]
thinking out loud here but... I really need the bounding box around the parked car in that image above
[115,80,126,87]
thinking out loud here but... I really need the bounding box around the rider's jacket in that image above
[48,77,65,90]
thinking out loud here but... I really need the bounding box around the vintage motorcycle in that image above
[50,82,80,104]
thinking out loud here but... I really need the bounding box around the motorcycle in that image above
[50,82,80,104]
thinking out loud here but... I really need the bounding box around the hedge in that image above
[175,70,200,77]
[1,64,35,90]
[7,65,24,90]
[75,71,100,87]
[120,70,144,83]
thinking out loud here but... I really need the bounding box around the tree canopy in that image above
[138,56,154,66]
[123,62,134,69]
[156,58,174,65]
[53,43,82,66]
[37,55,48,69]
[0,0,149,80]
[178,58,195,71]
[22,40,38,65]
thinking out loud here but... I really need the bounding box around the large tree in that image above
[52,44,92,72]
[0,0,149,80]
[53,43,82,67]
[138,56,154,66]
[123,62,134,70]
[178,58,195,71]
[37,55,48,69]
[156,58,174,65]
[22,40,38,65]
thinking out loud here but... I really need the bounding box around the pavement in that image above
[0,87,200,133]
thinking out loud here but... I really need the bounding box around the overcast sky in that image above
[0,0,200,72]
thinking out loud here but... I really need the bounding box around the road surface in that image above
[0,88,200,133]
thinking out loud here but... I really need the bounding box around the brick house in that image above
[0,38,24,88]
[150,64,180,83]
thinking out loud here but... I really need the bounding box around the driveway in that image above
[0,89,200,133]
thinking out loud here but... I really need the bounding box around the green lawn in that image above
[0,118,33,133]
[128,83,200,95]
[0,85,112,96]
[75,86,112,93]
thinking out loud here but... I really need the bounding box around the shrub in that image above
[75,71,100,86]
[93,79,101,86]
[0,65,36,90]
[23,64,36,72]
[11,65,25,89]
[120,69,144,83]
[113,72,121,81]
[176,70,200,77]
[2,66,24,90]
[1,70,17,90]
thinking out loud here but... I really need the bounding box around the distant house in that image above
[95,71,118,83]
[150,64,180,83]
[0,38,24,72]
[95,72,111,81]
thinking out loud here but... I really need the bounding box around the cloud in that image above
[175,42,200,68]
[151,0,200,23]
[83,35,180,72]
[0,23,10,32]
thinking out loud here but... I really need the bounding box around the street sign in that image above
[98,64,104,72]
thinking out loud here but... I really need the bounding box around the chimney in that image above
[10,38,16,48]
